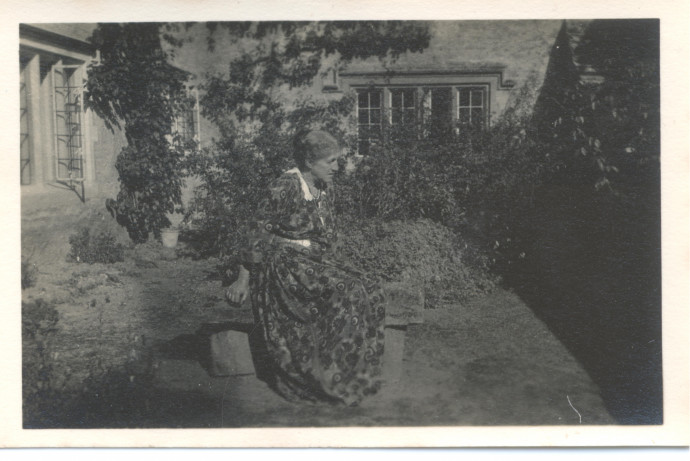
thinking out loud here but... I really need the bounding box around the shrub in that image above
[330,103,542,275]
[22,298,59,340]
[22,299,62,426]
[181,132,293,263]
[21,260,38,289]
[333,139,462,227]
[68,228,125,264]
[182,92,356,264]
[86,23,191,243]
[338,218,496,306]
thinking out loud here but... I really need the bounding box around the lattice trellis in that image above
[52,64,85,183]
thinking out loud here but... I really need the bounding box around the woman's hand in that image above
[225,266,250,307]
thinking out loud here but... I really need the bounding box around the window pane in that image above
[471,89,483,106]
[459,89,470,107]
[369,90,381,108]
[403,89,415,108]
[357,91,369,108]
[404,108,416,124]
[392,88,415,109]
[471,108,484,126]
[357,89,382,153]
[370,109,381,124]
[431,88,451,119]
[392,109,401,125]
[459,107,470,125]
[392,89,416,126]
[392,90,401,108]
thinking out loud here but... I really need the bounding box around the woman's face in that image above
[308,150,341,183]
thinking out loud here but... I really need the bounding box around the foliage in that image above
[337,144,458,224]
[180,21,430,266]
[22,299,62,426]
[181,93,356,263]
[68,228,125,264]
[338,218,496,306]
[203,21,430,61]
[22,299,60,340]
[198,21,429,138]
[22,259,38,289]
[331,80,543,274]
[86,23,193,242]
[188,76,543,280]
[534,19,659,192]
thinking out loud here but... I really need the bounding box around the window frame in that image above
[52,63,86,183]
[353,84,492,150]
[456,85,489,130]
[340,69,512,153]
[356,88,384,154]
[173,87,201,148]
[20,25,98,191]
[20,63,32,185]
[389,87,417,127]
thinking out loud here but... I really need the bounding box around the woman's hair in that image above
[293,130,340,171]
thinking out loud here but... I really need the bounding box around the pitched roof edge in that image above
[20,24,94,56]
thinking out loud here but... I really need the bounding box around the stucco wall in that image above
[344,21,561,82]
[90,115,127,199]
[168,20,562,138]
[21,111,129,265]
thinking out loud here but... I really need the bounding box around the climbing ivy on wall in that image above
[86,23,192,243]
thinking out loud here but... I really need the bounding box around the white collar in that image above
[286,167,324,201]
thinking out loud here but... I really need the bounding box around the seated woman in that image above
[226,130,386,406]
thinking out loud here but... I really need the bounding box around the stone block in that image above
[382,326,406,387]
[208,329,256,377]
[384,281,425,326]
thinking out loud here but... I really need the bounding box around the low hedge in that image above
[338,218,496,307]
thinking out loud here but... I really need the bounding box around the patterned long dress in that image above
[242,168,386,406]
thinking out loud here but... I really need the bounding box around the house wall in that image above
[20,24,130,264]
[168,20,563,149]
[20,24,125,199]
[20,21,566,263]
[337,21,563,119]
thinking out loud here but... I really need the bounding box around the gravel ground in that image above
[22,242,614,428]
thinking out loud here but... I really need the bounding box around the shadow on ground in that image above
[26,288,616,428]
[505,186,662,424]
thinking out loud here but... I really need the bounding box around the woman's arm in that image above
[226,174,300,307]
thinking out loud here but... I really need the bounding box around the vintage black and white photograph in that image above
[7,1,689,447]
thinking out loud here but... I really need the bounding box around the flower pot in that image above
[161,228,179,248]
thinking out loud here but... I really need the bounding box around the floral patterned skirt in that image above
[250,244,386,406]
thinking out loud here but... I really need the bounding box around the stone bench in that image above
[202,281,425,387]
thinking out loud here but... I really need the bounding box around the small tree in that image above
[86,23,193,243]
[199,21,430,138]
[534,19,660,192]
[180,21,431,261]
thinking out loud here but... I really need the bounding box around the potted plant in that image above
[161,210,184,248]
